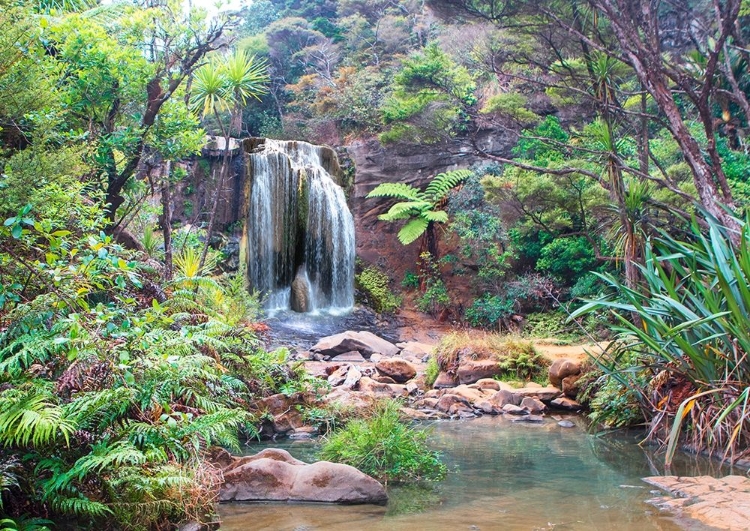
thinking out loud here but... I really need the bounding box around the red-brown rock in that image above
[375,357,417,383]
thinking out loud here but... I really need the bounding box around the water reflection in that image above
[220,416,728,530]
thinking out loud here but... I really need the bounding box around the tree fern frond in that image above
[424,169,471,201]
[423,210,449,223]
[366,183,423,201]
[378,201,432,222]
[397,217,430,245]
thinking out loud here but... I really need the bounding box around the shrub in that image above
[424,356,439,387]
[465,295,514,328]
[355,266,402,314]
[319,400,446,484]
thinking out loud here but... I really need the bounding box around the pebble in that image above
[558,420,576,428]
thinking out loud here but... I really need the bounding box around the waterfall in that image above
[246,139,355,314]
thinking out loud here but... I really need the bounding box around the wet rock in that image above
[449,403,476,417]
[511,414,544,423]
[456,360,502,385]
[558,420,576,428]
[290,268,312,313]
[273,409,304,434]
[375,358,417,383]
[489,389,520,408]
[433,371,458,389]
[550,397,583,411]
[414,397,439,409]
[548,358,582,388]
[219,448,388,505]
[502,404,529,415]
[312,331,399,358]
[520,397,546,414]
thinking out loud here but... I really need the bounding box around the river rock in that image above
[433,371,458,389]
[472,378,502,391]
[323,388,371,410]
[219,448,387,505]
[562,373,583,398]
[327,365,350,387]
[373,375,398,384]
[436,393,472,413]
[448,384,488,404]
[290,268,312,313]
[396,341,434,358]
[490,389,520,408]
[550,397,583,410]
[358,377,407,398]
[502,404,529,415]
[331,351,366,363]
[643,475,750,531]
[272,409,304,434]
[520,397,546,414]
[558,420,576,428]
[312,331,399,358]
[512,386,563,401]
[548,358,582,387]
[375,358,417,383]
[457,359,502,385]
[511,414,544,423]
[341,366,362,390]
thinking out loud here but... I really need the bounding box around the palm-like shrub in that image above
[572,211,750,464]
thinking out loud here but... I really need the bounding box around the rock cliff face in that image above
[347,129,517,278]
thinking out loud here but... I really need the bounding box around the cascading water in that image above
[245,139,355,314]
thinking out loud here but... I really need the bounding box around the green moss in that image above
[355,266,402,314]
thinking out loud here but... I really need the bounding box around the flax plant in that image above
[572,210,750,465]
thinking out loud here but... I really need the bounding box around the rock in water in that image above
[311,331,399,358]
[218,448,387,505]
[290,267,311,313]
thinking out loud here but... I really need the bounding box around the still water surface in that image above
[220,416,730,531]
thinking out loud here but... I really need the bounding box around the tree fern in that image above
[423,170,471,201]
[397,217,430,245]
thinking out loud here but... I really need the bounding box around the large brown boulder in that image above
[457,359,502,385]
[433,371,457,389]
[312,331,399,358]
[219,449,387,505]
[548,358,581,387]
[375,358,417,383]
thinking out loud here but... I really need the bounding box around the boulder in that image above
[548,358,582,387]
[489,389,520,408]
[562,373,583,398]
[373,375,397,384]
[323,388,372,410]
[550,397,583,411]
[448,384,488,404]
[502,404,529,415]
[331,351,366,363]
[311,331,399,358]
[341,366,362,390]
[272,409,304,434]
[396,341,435,358]
[219,449,387,505]
[520,397,546,415]
[436,393,472,413]
[290,268,312,313]
[433,371,458,389]
[327,365,350,387]
[512,386,563,401]
[375,358,417,383]
[473,379,502,391]
[358,377,407,398]
[457,359,502,385]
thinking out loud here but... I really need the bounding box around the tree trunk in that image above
[161,161,173,280]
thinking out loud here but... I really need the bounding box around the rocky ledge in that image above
[643,475,750,531]
[213,448,388,505]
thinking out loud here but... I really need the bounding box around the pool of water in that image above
[219,416,731,530]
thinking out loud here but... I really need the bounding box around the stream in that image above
[219,415,728,530]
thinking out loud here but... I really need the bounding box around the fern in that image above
[398,217,430,245]
[423,169,471,201]
[0,387,75,448]
[366,182,422,201]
